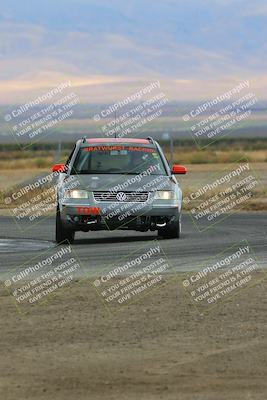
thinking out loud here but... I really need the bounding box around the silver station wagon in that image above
[52,137,187,244]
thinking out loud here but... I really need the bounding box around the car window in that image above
[71,145,167,175]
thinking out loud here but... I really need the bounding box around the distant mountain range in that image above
[0,0,267,103]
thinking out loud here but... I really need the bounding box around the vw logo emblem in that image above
[116,192,127,202]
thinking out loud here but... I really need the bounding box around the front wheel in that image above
[158,217,181,239]
[56,207,75,244]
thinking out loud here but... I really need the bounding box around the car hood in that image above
[65,173,174,192]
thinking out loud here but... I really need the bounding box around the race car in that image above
[52,137,187,243]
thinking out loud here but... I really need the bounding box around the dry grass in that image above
[0,150,69,170]
[164,149,267,164]
[0,163,266,212]
[0,157,54,170]
[178,162,267,211]
[0,149,266,170]
[0,169,47,192]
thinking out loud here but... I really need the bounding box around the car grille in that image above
[93,191,149,203]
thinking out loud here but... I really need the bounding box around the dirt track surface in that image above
[0,275,266,400]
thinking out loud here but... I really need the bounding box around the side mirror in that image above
[52,164,66,173]
[172,164,187,174]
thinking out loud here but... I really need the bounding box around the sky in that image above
[0,0,266,103]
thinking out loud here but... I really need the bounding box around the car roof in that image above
[85,138,150,144]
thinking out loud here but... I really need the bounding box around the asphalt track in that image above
[0,213,266,278]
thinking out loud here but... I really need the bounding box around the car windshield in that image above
[71,145,167,175]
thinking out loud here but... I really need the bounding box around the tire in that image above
[56,206,75,244]
[158,217,181,239]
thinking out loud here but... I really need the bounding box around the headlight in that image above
[65,190,89,199]
[155,191,176,200]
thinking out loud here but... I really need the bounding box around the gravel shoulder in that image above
[0,274,266,400]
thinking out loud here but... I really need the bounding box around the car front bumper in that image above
[59,198,181,230]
